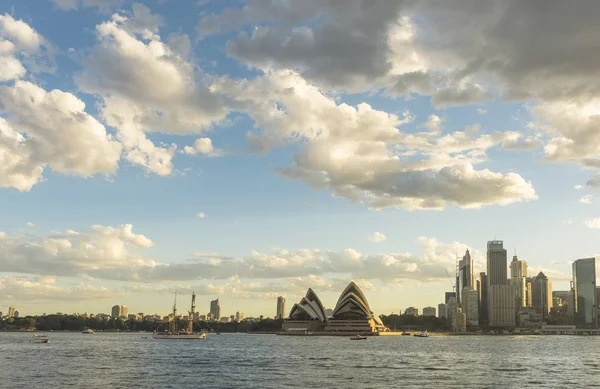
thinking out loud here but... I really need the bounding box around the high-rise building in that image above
[14,311,19,318]
[510,255,528,308]
[487,240,515,327]
[573,258,597,327]
[111,305,127,318]
[462,287,479,327]
[210,298,221,320]
[532,272,552,319]
[276,296,286,319]
[445,292,456,304]
[479,272,488,326]
[423,306,436,317]
[457,249,473,305]
[7,306,16,318]
[235,311,244,321]
[438,303,447,318]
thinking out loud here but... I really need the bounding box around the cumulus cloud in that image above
[0,81,122,191]
[197,212,206,218]
[213,70,537,210]
[183,138,223,157]
[0,225,476,285]
[199,1,600,183]
[585,218,600,229]
[580,195,593,204]
[77,6,227,175]
[368,232,387,243]
[0,224,157,279]
[0,14,55,81]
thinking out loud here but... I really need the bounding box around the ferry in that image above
[413,330,430,338]
[29,334,49,343]
[152,292,208,340]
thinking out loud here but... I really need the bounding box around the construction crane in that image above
[444,269,456,293]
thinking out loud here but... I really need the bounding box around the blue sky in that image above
[1,0,599,318]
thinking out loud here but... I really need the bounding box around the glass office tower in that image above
[573,258,597,327]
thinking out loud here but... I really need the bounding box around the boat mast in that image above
[170,292,177,333]
[188,291,196,333]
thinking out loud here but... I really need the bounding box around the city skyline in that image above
[0,1,599,317]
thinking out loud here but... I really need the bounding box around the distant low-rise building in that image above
[8,306,16,318]
[404,307,418,316]
[423,306,436,317]
[235,311,244,321]
[221,317,229,323]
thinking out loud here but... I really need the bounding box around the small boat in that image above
[401,332,411,336]
[413,330,430,338]
[350,334,367,340]
[81,329,96,334]
[29,334,49,343]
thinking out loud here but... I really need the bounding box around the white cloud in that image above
[197,212,206,218]
[575,185,584,190]
[0,225,477,285]
[213,70,537,210]
[476,108,488,114]
[0,81,122,191]
[368,232,387,243]
[585,218,600,229]
[77,7,227,175]
[183,137,223,157]
[27,222,35,227]
[199,1,600,183]
[580,195,593,204]
[0,277,120,301]
[0,14,55,81]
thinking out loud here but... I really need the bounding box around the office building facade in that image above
[573,258,597,327]
[487,240,515,327]
[457,249,473,305]
[210,298,221,321]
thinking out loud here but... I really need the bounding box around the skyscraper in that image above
[457,249,473,305]
[235,311,244,321]
[573,258,596,327]
[210,298,221,320]
[111,305,120,318]
[7,306,15,318]
[487,240,515,327]
[276,296,286,319]
[438,303,447,318]
[479,272,488,326]
[532,271,552,319]
[510,255,528,309]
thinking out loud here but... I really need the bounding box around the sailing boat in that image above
[152,292,207,340]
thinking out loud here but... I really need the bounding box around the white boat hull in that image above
[152,333,207,340]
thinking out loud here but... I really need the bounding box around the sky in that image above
[1,0,599,318]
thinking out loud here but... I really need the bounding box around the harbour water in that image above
[1,332,599,388]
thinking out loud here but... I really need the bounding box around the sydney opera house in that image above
[282,282,389,335]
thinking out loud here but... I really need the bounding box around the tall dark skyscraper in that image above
[457,249,473,305]
[479,272,488,326]
[487,240,514,326]
[573,258,596,327]
[487,241,508,285]
[210,298,221,320]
